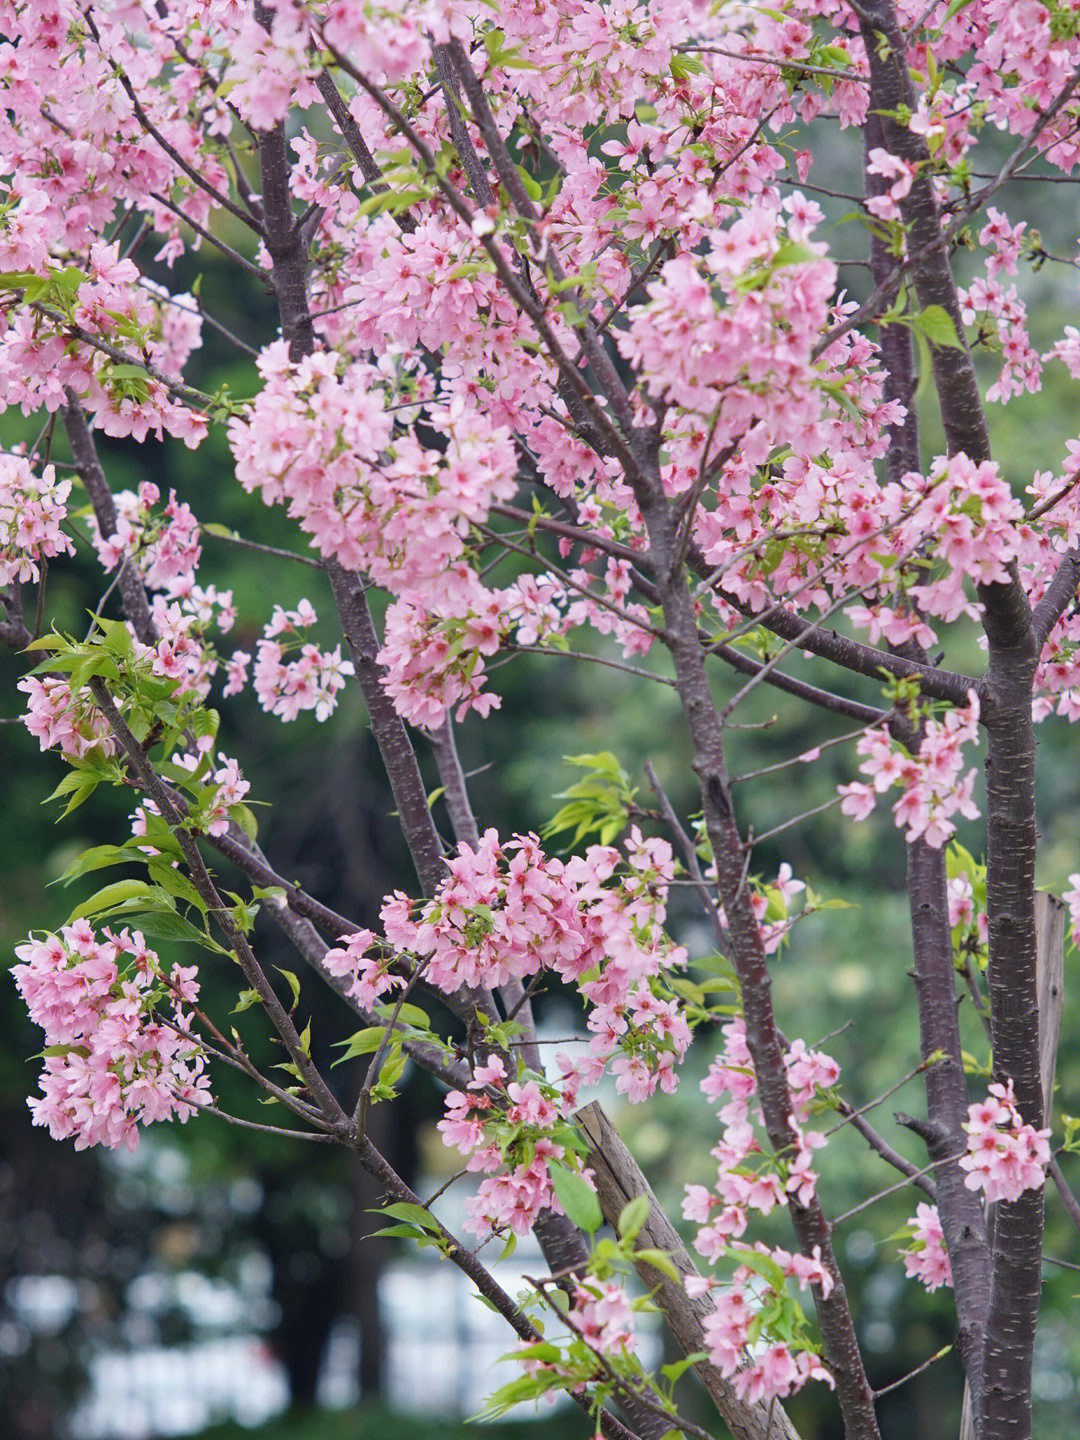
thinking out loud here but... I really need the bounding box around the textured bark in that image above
[577,1103,804,1440]
[960,893,1066,1440]
[0,583,29,649]
[855,1,990,467]
[853,6,1047,1433]
[315,69,415,231]
[905,837,991,1414]
[1034,893,1066,1114]
[257,122,314,363]
[863,111,921,482]
[326,561,449,898]
[63,394,156,645]
[981,638,1043,1440]
[637,481,882,1440]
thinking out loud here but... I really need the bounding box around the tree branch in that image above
[87,676,348,1131]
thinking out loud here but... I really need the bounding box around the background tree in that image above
[3,4,1080,1440]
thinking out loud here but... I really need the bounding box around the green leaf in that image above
[378,1046,406,1089]
[232,989,261,1014]
[146,859,208,914]
[375,1001,430,1030]
[117,909,230,952]
[67,879,169,922]
[23,633,70,653]
[634,1248,683,1283]
[275,967,302,1008]
[473,1372,560,1421]
[733,1247,788,1292]
[373,1201,440,1233]
[515,165,543,203]
[670,52,705,79]
[660,1354,706,1383]
[772,239,824,268]
[617,1194,652,1242]
[332,1027,387,1063]
[55,844,138,885]
[230,803,259,843]
[548,1163,603,1235]
[913,304,962,349]
[106,363,150,381]
[939,0,975,23]
[500,1341,561,1364]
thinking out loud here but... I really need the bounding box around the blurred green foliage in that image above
[181,1404,589,1440]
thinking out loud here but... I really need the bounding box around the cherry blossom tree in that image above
[5,2,1080,1438]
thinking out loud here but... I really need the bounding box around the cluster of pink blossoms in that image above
[0,242,207,446]
[321,928,403,1011]
[171,743,251,838]
[902,1082,1050,1295]
[687,1264,833,1405]
[839,693,981,849]
[960,273,1041,404]
[0,455,74,584]
[91,482,202,599]
[377,557,656,730]
[85,483,238,702]
[680,1018,839,1402]
[437,1057,572,1239]
[227,601,354,722]
[688,1019,838,1252]
[383,827,689,1101]
[959,1079,1051,1205]
[864,148,916,221]
[12,921,209,1152]
[18,675,115,758]
[377,567,506,728]
[713,862,806,956]
[901,1203,953,1294]
[228,343,517,609]
[407,827,689,1236]
[567,1279,636,1357]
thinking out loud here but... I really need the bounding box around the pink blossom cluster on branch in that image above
[0,454,74,585]
[680,1017,840,1402]
[901,1203,954,1294]
[18,675,116,759]
[839,694,981,848]
[959,1079,1051,1206]
[437,1057,577,1238]
[13,921,209,1152]
[384,827,690,1098]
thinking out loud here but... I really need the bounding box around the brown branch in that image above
[85,13,260,234]
[902,831,991,1403]
[834,1101,937,1200]
[87,677,348,1131]
[1032,549,1080,649]
[61,394,157,645]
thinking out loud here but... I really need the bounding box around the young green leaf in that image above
[548,1162,603,1235]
